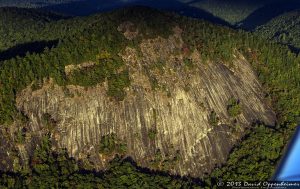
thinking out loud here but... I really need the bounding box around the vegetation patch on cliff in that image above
[98,134,127,156]
[227,98,242,117]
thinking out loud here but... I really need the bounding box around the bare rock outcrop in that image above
[14,26,275,177]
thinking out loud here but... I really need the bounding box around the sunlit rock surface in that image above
[13,26,275,177]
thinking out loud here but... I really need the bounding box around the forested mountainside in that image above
[0,6,299,188]
[185,0,300,27]
[0,7,111,60]
[236,0,300,30]
[256,10,300,52]
[0,7,65,54]
[190,0,274,25]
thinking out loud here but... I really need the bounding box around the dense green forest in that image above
[180,15,299,183]
[256,10,300,51]
[0,6,299,188]
[0,135,199,188]
[0,7,110,54]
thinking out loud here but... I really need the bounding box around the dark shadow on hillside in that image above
[121,156,204,185]
[0,7,69,21]
[42,0,231,27]
[0,40,58,61]
[288,45,300,55]
[134,0,231,27]
[238,0,300,30]
[77,156,204,186]
[0,156,204,187]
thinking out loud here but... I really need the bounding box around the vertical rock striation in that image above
[14,26,275,177]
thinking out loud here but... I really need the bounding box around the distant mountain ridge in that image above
[2,0,300,30]
[256,10,300,52]
[238,0,300,30]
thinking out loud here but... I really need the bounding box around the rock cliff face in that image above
[11,24,275,178]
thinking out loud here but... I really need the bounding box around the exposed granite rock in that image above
[12,26,275,177]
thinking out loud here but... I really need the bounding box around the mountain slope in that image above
[40,0,300,28]
[16,34,275,177]
[0,7,64,52]
[0,6,299,187]
[239,0,300,30]
[190,0,273,25]
[2,0,300,30]
[256,10,300,51]
[0,7,112,61]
